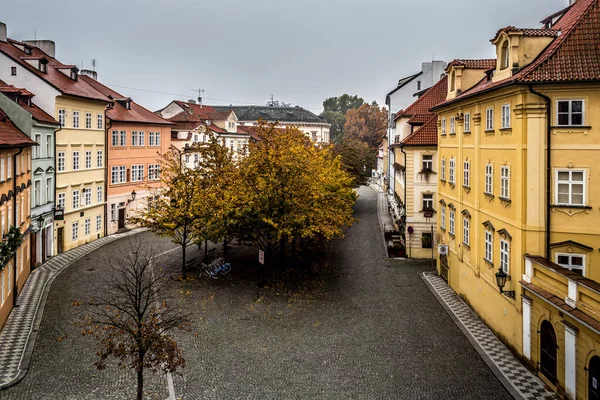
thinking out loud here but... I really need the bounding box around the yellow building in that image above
[433,1,600,397]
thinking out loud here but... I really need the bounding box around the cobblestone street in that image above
[1,187,511,399]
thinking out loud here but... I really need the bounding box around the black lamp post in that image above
[36,215,44,230]
[130,190,137,202]
[495,267,515,298]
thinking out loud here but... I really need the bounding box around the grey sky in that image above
[4,0,566,114]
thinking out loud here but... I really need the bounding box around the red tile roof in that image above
[434,0,600,109]
[0,80,58,125]
[0,39,108,102]
[170,101,232,121]
[0,108,37,147]
[447,59,497,70]
[490,26,559,42]
[397,75,448,119]
[400,115,438,146]
[407,114,432,124]
[78,76,172,125]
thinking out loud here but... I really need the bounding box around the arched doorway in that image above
[589,356,600,400]
[540,320,557,385]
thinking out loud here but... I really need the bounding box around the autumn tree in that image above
[343,102,388,150]
[231,122,356,269]
[83,239,188,400]
[332,138,373,187]
[319,94,365,143]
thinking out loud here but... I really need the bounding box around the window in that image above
[46,135,52,158]
[500,240,510,273]
[449,208,455,235]
[449,158,455,184]
[83,188,92,206]
[132,131,138,146]
[96,214,102,231]
[73,151,80,170]
[184,154,190,164]
[194,154,199,166]
[15,198,19,226]
[464,112,471,132]
[138,131,145,146]
[557,100,583,126]
[111,203,117,222]
[463,160,470,187]
[440,205,446,230]
[501,40,509,69]
[111,166,127,184]
[500,166,510,199]
[11,66,16,76]
[97,186,103,203]
[501,104,510,128]
[73,111,79,128]
[58,152,65,172]
[34,134,41,158]
[111,130,119,146]
[58,109,66,127]
[131,165,144,182]
[85,150,92,169]
[441,118,447,135]
[422,232,433,249]
[486,107,494,131]
[193,134,199,143]
[120,131,126,146]
[485,164,493,194]
[97,113,103,130]
[417,80,421,91]
[556,254,585,275]
[72,190,80,209]
[423,194,433,211]
[450,117,456,134]
[148,164,160,181]
[0,156,4,181]
[149,132,161,146]
[34,180,41,206]
[463,217,470,246]
[7,155,10,178]
[85,112,92,129]
[97,150,103,168]
[556,170,585,206]
[422,155,433,172]
[46,177,51,204]
[441,158,446,181]
[450,72,455,91]
[57,192,65,209]
[72,221,78,240]
[485,231,493,262]
[1,212,4,235]
[84,218,91,235]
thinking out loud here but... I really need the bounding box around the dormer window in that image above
[500,40,509,70]
[39,60,47,73]
[70,69,78,80]
[450,71,456,91]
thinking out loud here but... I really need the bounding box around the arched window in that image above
[540,320,557,385]
[501,40,510,69]
[450,71,456,91]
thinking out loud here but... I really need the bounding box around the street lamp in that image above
[495,267,515,298]
[130,190,137,202]
[36,215,44,229]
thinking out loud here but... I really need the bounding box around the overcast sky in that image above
[4,0,566,114]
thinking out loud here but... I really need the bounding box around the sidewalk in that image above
[421,272,556,400]
[0,228,145,389]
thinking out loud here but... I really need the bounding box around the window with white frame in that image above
[7,155,10,177]
[137,131,145,146]
[57,192,65,209]
[464,112,471,132]
[34,134,41,158]
[131,165,144,182]
[96,214,102,231]
[194,154,199,166]
[58,109,66,127]
[441,118,447,135]
[557,100,584,126]
[450,116,456,134]
[73,151,79,170]
[149,132,161,146]
[85,150,92,169]
[46,135,52,158]
[449,208,455,235]
[148,164,160,180]
[85,112,92,129]
[184,154,190,164]
[463,160,470,187]
[556,170,585,206]
[15,198,19,226]
[501,104,510,128]
[58,151,65,172]
[0,156,4,181]
[131,131,139,146]
[46,177,51,204]
[463,217,470,246]
[556,253,585,275]
[422,194,433,211]
[84,218,91,235]
[440,205,446,230]
[83,188,92,206]
[72,221,78,240]
[441,158,446,181]
[34,180,40,206]
[485,164,493,194]
[119,131,126,146]
[500,239,510,273]
[485,230,493,262]
[111,166,126,184]
[73,111,80,128]
[500,166,510,199]
[97,150,103,168]
[111,130,119,146]
[486,107,494,131]
[449,158,455,184]
[422,155,433,172]
[110,203,117,222]
[72,190,80,209]
[97,113,103,130]
[97,186,103,203]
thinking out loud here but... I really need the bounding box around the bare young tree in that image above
[82,239,188,400]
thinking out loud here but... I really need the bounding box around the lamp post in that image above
[130,190,137,202]
[495,267,515,298]
[36,215,44,230]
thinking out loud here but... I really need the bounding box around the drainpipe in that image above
[12,146,24,307]
[53,123,61,256]
[528,84,551,258]
[400,144,407,211]
[104,114,111,238]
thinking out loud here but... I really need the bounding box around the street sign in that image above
[424,212,433,218]
[438,244,448,255]
[54,208,64,221]
[258,249,265,265]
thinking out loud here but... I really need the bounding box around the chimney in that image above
[22,40,55,58]
[0,22,6,43]
[188,99,196,104]
[79,69,98,80]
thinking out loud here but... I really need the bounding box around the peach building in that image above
[80,74,172,234]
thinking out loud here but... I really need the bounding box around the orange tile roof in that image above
[447,59,496,70]
[396,75,448,120]
[0,108,37,147]
[490,26,559,42]
[400,115,438,146]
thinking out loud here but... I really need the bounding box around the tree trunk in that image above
[182,227,187,276]
[137,365,144,400]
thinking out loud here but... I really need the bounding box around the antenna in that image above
[34,30,36,40]
[191,88,205,107]
[91,59,97,72]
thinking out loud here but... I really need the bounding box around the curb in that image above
[0,228,146,390]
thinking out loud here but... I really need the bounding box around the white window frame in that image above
[463,217,470,246]
[57,151,65,172]
[422,155,433,171]
[422,194,433,211]
[73,110,80,128]
[111,130,119,146]
[58,109,66,127]
[46,134,52,158]
[555,169,585,206]
[449,209,455,236]
[111,203,117,222]
[148,164,160,181]
[450,116,456,134]
[485,164,493,195]
[84,218,91,235]
[441,118,447,135]
[97,113,103,130]
[83,188,92,206]
[111,166,127,184]
[486,107,494,131]
[72,190,80,209]
[501,104,510,129]
[34,134,41,159]
[97,186,103,203]
[500,239,510,274]
[500,166,510,199]
[96,214,102,231]
[464,112,471,132]
[131,164,144,182]
[57,192,66,209]
[85,150,92,169]
[0,156,4,181]
[555,253,585,275]
[85,112,92,129]
[120,131,127,146]
[440,205,446,230]
[485,230,493,262]
[72,221,78,240]
[72,151,80,170]
[34,179,41,206]
[463,160,470,188]
[97,150,103,168]
[556,99,584,127]
[441,158,446,181]
[449,158,455,184]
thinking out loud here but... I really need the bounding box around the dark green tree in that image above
[319,94,365,143]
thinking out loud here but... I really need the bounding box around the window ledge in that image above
[462,185,471,191]
[499,127,512,134]
[499,196,512,204]
[464,131,471,135]
[440,178,446,183]
[484,129,495,135]
[551,204,592,210]
[449,133,456,136]
[440,227,446,231]
[420,209,436,214]
[463,243,470,250]
[552,125,591,129]
[483,258,494,267]
[449,182,456,188]
[484,192,494,199]
[449,233,455,238]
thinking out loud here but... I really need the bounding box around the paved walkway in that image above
[0,228,145,389]
[422,272,556,400]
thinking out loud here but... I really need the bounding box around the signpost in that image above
[258,249,265,265]
[54,207,64,221]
